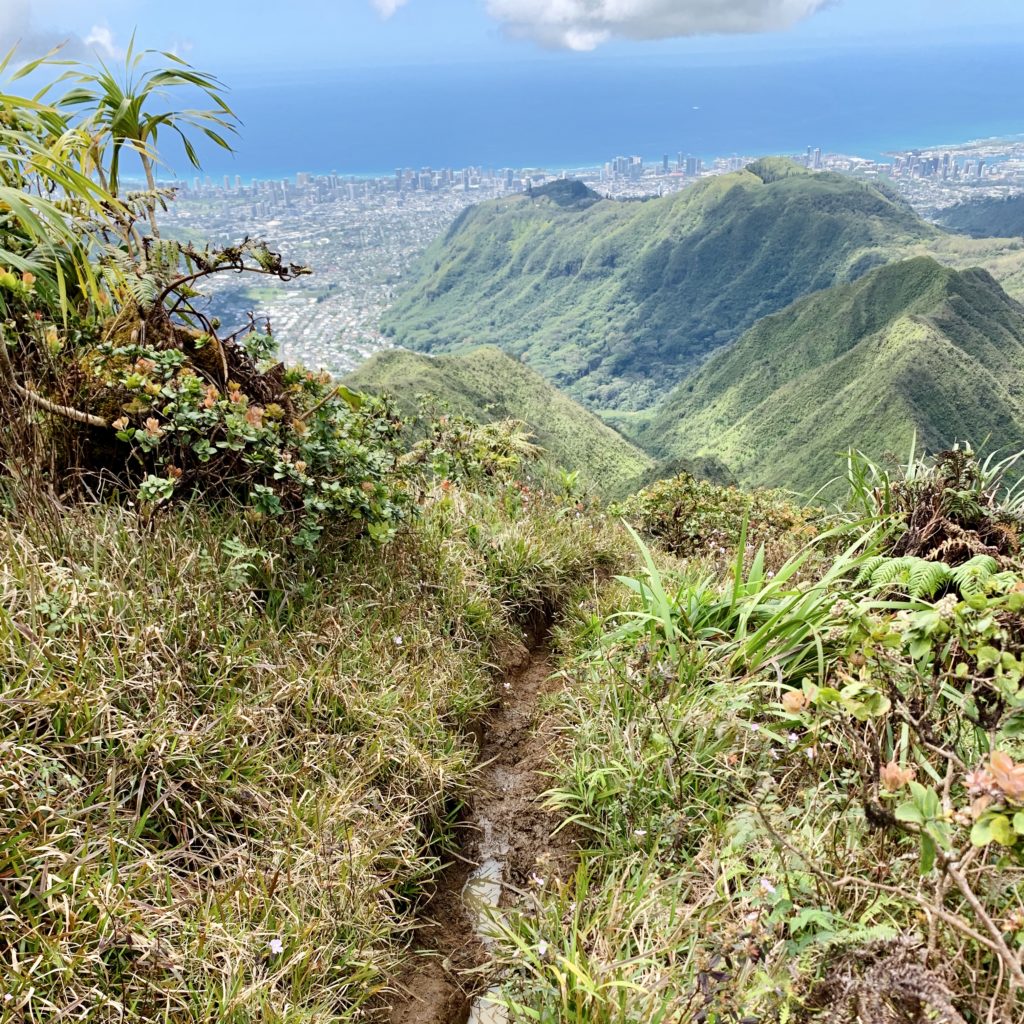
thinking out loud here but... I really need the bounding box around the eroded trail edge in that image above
[386,644,576,1024]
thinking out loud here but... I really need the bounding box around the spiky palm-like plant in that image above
[53,35,238,234]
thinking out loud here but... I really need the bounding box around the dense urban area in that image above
[161,136,1024,376]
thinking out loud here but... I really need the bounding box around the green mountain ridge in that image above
[346,345,660,496]
[637,256,1024,493]
[936,193,1024,239]
[382,161,936,411]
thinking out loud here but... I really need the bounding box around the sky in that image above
[3,0,1024,75]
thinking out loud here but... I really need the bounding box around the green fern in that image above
[857,553,1007,599]
[812,920,900,951]
[951,555,1005,598]
[857,555,949,598]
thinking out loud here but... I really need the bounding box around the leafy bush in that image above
[846,441,1024,563]
[613,471,819,567]
[0,50,425,549]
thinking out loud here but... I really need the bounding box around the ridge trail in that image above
[385,643,577,1024]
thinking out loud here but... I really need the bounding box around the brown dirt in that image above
[382,641,579,1024]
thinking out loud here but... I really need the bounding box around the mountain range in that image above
[382,160,937,411]
[374,160,1024,496]
[633,256,1024,492]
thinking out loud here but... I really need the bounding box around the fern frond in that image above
[908,558,950,599]
[950,555,998,598]
[860,555,955,598]
[856,555,887,587]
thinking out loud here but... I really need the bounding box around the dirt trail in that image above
[385,643,576,1024]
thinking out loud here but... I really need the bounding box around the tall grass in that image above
[0,484,626,1021]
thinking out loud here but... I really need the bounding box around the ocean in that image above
[181,43,1023,181]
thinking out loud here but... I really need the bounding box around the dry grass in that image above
[0,483,626,1022]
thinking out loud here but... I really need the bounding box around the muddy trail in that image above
[385,643,576,1024]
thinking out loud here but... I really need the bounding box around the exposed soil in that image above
[383,640,578,1024]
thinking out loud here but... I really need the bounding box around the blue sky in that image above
[5,1,1024,75]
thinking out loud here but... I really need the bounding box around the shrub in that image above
[846,442,1024,563]
[613,471,819,568]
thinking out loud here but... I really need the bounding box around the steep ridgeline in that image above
[637,257,1024,494]
[381,160,936,411]
[346,345,660,497]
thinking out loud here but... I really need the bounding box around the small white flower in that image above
[805,747,817,761]
[537,940,549,958]
[529,872,545,887]
[759,878,777,895]
[503,681,511,690]
[633,828,648,837]
[268,938,284,955]
[4,993,12,1002]
[749,723,760,732]
[787,732,799,745]
[393,635,403,646]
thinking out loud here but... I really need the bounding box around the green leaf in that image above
[335,385,364,411]
[976,645,1002,672]
[971,813,1017,847]
[908,781,940,819]
[1013,812,1024,836]
[895,802,924,825]
[919,833,937,874]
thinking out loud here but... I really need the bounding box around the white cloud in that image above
[369,0,830,50]
[373,0,410,17]
[82,25,121,59]
[0,1,123,61]
[488,0,830,49]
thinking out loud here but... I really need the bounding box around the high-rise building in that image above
[813,148,822,170]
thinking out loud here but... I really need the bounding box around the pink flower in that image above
[880,760,915,791]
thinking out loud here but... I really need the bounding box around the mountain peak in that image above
[385,162,937,410]
[525,178,601,208]
[744,157,812,184]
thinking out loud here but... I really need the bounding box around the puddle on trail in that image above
[463,805,512,1022]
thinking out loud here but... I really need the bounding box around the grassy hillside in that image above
[495,448,1024,1024]
[0,481,626,1022]
[8,48,1024,1024]
[382,162,935,411]
[346,345,657,496]
[921,231,1024,303]
[636,256,1024,493]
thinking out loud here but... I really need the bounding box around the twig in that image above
[0,330,107,428]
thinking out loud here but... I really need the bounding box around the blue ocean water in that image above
[183,43,1023,180]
